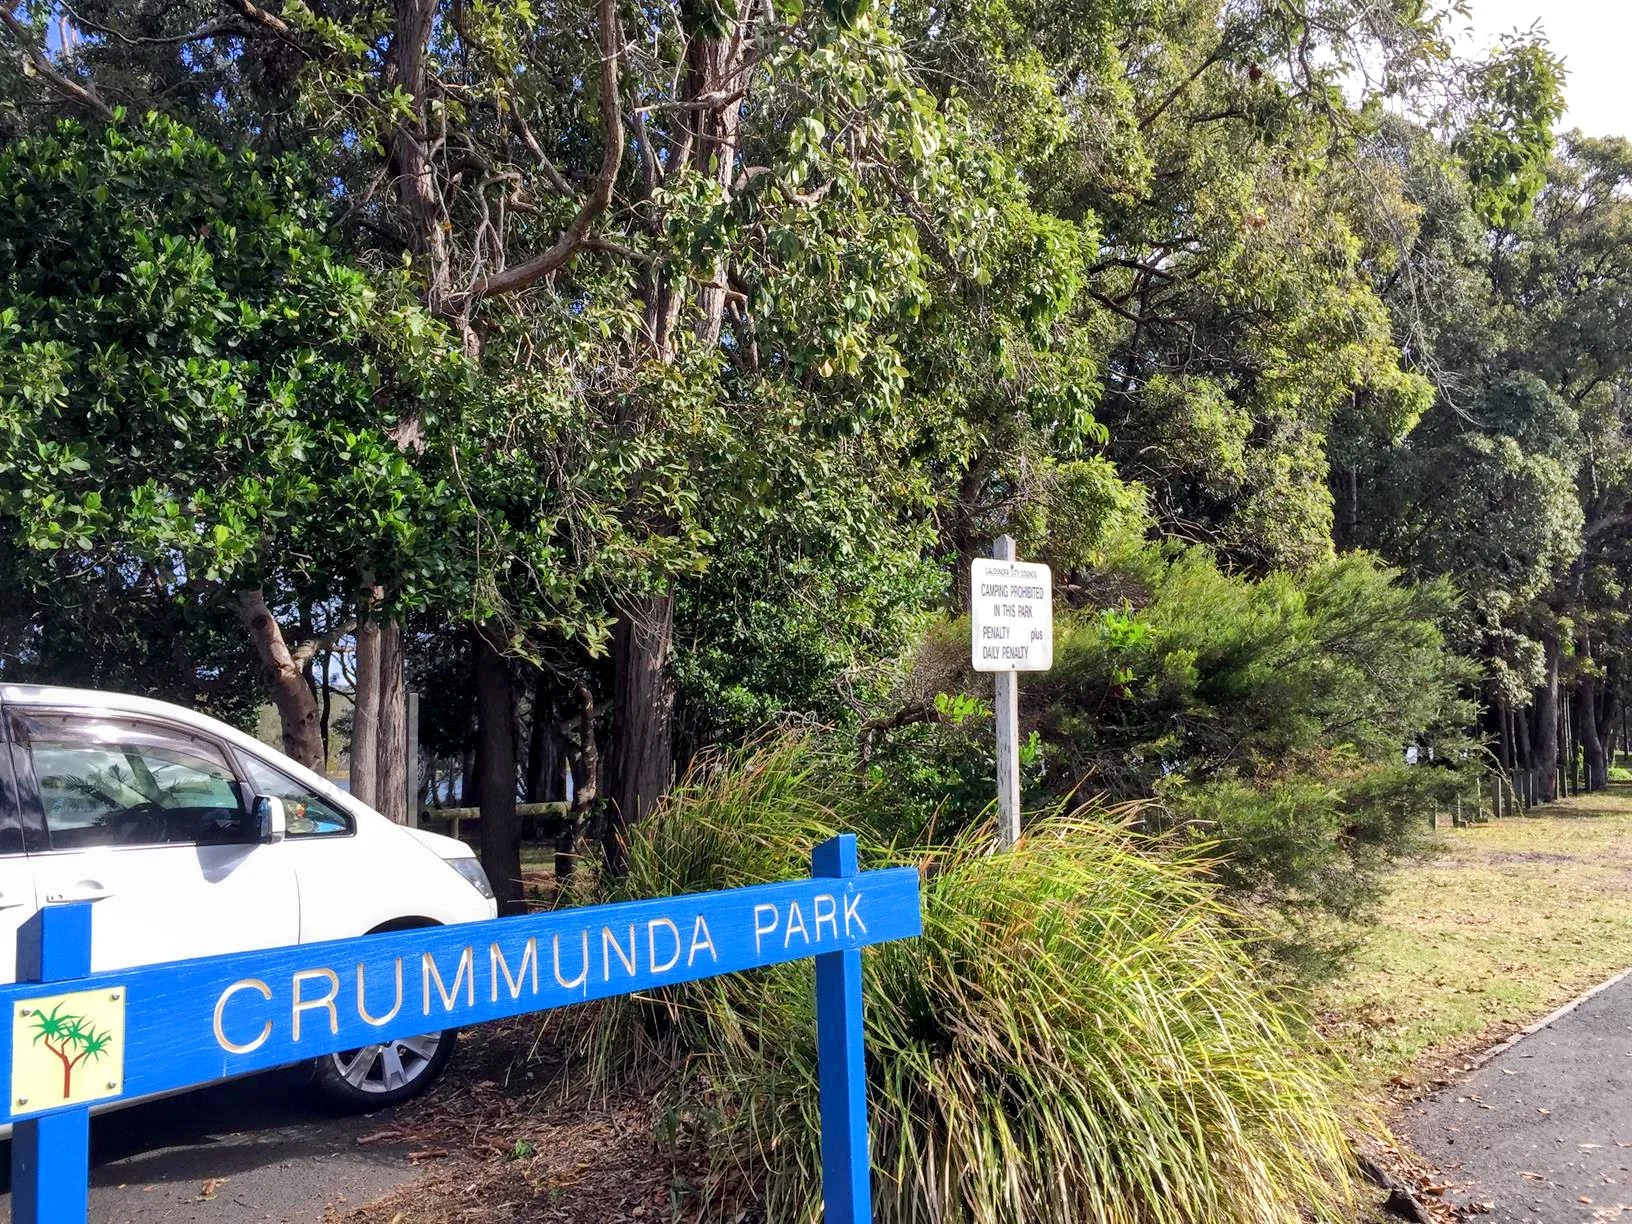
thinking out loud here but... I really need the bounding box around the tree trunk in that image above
[352,621,381,807]
[525,673,564,803]
[459,745,478,806]
[1532,633,1561,803]
[1487,689,1510,771]
[1596,657,1620,774]
[1578,674,1605,791]
[236,589,325,771]
[475,632,523,914]
[1515,704,1533,806]
[375,620,408,823]
[605,593,674,874]
[383,0,451,315]
[319,648,334,768]
[563,683,599,881]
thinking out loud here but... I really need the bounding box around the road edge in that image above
[1463,965,1632,1072]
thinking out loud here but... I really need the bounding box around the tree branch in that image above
[218,0,310,56]
[466,0,624,301]
[0,7,113,119]
[1139,49,1222,131]
[507,94,576,198]
[856,700,946,770]
[1087,288,1182,329]
[290,618,358,668]
[59,4,243,45]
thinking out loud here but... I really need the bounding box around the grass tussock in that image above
[569,736,1356,1224]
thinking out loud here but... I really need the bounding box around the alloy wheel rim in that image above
[328,1033,443,1094]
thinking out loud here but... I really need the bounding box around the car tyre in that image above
[307,1027,458,1112]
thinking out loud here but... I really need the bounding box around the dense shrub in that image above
[865,547,1476,943]
[1033,550,1473,791]
[571,738,1356,1224]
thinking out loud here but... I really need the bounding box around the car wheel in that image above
[305,916,456,1112]
[307,1028,458,1111]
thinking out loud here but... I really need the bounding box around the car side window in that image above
[240,757,353,837]
[16,713,253,849]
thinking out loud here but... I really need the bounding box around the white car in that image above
[0,684,498,1113]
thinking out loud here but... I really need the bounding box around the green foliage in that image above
[1162,763,1459,968]
[574,737,1356,1224]
[671,544,942,752]
[1453,36,1568,228]
[1034,549,1473,787]
[0,535,264,728]
[0,114,471,617]
[864,548,1473,942]
[1357,375,1583,682]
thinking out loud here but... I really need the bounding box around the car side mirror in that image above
[253,795,287,844]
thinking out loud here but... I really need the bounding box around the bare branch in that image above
[630,106,662,193]
[0,6,114,119]
[59,4,244,45]
[582,235,651,264]
[633,85,747,113]
[290,618,358,668]
[857,700,945,769]
[507,96,576,198]
[467,0,624,301]
[218,0,310,56]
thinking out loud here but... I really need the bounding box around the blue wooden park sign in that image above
[0,834,921,1223]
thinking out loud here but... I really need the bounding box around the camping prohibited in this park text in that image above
[971,557,1054,672]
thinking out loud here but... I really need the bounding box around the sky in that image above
[1457,0,1630,138]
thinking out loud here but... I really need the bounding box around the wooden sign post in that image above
[3,835,921,1223]
[970,536,1054,849]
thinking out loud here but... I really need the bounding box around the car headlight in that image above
[447,855,495,900]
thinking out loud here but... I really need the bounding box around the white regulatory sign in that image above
[970,557,1053,672]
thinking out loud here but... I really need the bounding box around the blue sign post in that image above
[1,834,920,1223]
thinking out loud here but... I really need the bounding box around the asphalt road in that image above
[0,1069,427,1223]
[1402,972,1632,1221]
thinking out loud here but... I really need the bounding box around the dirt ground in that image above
[337,1020,731,1224]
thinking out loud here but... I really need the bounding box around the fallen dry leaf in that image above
[197,1177,227,1201]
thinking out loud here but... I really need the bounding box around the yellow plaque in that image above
[10,987,126,1116]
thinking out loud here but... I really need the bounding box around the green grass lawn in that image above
[1319,784,1632,1093]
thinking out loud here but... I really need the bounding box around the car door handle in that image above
[0,894,28,910]
[45,885,113,903]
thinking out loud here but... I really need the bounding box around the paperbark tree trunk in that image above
[563,683,599,880]
[605,593,673,874]
[352,621,381,808]
[475,632,523,914]
[236,588,325,771]
[375,620,408,823]
[1532,633,1561,803]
